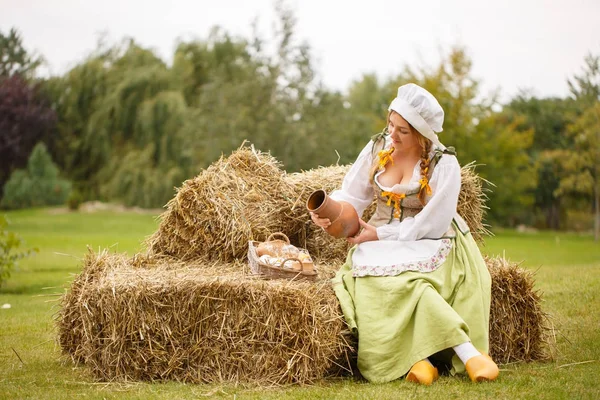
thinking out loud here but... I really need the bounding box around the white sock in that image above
[423,358,434,367]
[453,342,482,364]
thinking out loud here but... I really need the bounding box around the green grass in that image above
[1,208,599,399]
[482,228,600,267]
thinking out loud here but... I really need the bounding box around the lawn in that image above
[1,208,599,399]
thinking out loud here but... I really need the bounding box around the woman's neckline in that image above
[374,139,439,192]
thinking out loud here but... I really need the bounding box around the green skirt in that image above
[332,226,491,383]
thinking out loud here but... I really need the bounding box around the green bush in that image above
[0,215,37,287]
[1,143,72,209]
[67,189,84,211]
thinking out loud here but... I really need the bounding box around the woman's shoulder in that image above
[431,151,460,178]
[438,152,459,165]
[369,132,389,152]
[356,133,389,160]
[431,147,459,168]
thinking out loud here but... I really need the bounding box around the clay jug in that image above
[306,189,360,238]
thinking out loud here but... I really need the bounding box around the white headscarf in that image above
[388,83,446,149]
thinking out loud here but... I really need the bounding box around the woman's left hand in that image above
[347,219,378,245]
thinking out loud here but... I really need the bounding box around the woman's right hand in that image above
[310,212,331,229]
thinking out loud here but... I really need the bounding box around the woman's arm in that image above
[376,155,461,241]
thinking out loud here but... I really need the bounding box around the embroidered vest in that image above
[367,132,456,229]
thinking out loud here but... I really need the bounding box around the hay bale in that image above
[285,165,350,205]
[59,250,552,384]
[58,249,117,363]
[147,146,303,262]
[59,250,352,385]
[297,222,353,269]
[285,165,354,265]
[458,163,492,243]
[486,255,554,363]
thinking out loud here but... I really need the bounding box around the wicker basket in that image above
[248,233,318,282]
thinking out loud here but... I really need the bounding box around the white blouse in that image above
[329,137,463,277]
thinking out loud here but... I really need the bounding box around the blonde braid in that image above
[417,137,433,205]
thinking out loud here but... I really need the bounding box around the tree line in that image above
[1,6,599,239]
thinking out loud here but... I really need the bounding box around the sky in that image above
[2,0,600,103]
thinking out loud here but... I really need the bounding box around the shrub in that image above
[1,142,72,209]
[0,215,37,287]
[67,189,84,211]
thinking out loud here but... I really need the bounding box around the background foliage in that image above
[1,143,72,209]
[1,3,598,237]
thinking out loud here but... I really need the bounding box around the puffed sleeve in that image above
[329,140,376,217]
[376,155,461,241]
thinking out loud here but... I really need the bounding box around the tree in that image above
[471,112,536,226]
[346,73,392,146]
[41,58,110,197]
[0,28,43,79]
[561,53,600,240]
[1,142,71,209]
[101,144,185,208]
[0,74,56,198]
[101,91,189,207]
[172,2,349,172]
[0,28,54,199]
[554,104,600,240]
[568,54,600,105]
[505,95,577,229]
[44,40,170,200]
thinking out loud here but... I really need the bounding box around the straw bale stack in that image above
[58,250,554,384]
[58,250,352,385]
[486,256,554,363]
[58,146,552,385]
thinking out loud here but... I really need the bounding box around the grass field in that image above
[1,208,599,399]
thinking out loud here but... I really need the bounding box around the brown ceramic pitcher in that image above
[306,189,360,238]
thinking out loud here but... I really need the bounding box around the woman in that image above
[311,83,499,385]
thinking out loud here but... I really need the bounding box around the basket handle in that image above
[266,232,291,244]
[280,257,303,271]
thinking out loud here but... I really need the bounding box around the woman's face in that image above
[388,112,420,153]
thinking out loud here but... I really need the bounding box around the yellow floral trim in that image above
[418,164,432,198]
[377,147,395,170]
[381,191,406,219]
